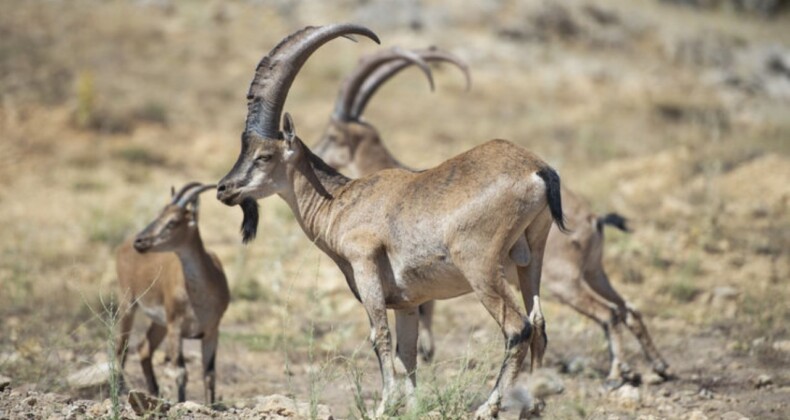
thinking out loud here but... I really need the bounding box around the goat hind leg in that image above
[467,266,531,420]
[417,301,436,362]
[395,308,419,409]
[519,209,553,372]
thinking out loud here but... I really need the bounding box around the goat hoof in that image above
[418,341,435,363]
[474,402,498,420]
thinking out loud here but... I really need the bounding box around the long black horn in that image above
[170,182,203,205]
[245,24,380,139]
[333,47,434,121]
[351,46,471,119]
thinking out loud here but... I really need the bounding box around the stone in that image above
[169,401,211,416]
[755,374,773,388]
[66,362,113,389]
[528,369,565,399]
[720,411,750,420]
[644,371,666,385]
[22,396,37,407]
[565,356,589,375]
[772,340,790,353]
[0,374,10,391]
[684,409,708,420]
[615,384,641,409]
[252,394,333,419]
[128,389,169,416]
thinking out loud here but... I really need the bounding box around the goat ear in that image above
[188,197,200,226]
[282,112,300,162]
[283,112,296,145]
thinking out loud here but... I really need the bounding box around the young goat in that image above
[216,24,565,419]
[115,183,229,404]
[313,48,671,387]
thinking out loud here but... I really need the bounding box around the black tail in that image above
[597,213,629,233]
[536,167,567,233]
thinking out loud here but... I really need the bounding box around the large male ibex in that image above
[116,183,229,404]
[216,24,565,418]
[313,47,671,388]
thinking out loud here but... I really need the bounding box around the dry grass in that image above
[1,0,789,418]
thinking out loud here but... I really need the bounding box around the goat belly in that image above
[140,305,167,326]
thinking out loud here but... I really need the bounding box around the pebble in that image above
[755,374,773,388]
[0,375,10,392]
[772,340,790,353]
[720,411,750,420]
[615,384,641,409]
[684,409,709,420]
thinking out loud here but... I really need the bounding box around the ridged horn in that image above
[245,24,380,139]
[333,47,434,121]
[170,182,202,205]
[351,46,471,118]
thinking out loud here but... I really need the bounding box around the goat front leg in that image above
[587,270,671,379]
[164,322,187,402]
[352,256,405,417]
[138,323,167,397]
[201,328,219,405]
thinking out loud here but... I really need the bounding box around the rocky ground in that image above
[1,0,788,419]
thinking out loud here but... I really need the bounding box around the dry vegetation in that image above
[1,0,788,419]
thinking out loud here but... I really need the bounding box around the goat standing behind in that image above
[115,183,229,404]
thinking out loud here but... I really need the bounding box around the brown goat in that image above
[115,183,229,404]
[312,47,671,388]
[216,24,566,418]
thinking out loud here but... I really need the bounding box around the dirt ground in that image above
[1,1,788,419]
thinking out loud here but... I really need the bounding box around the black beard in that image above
[240,197,259,244]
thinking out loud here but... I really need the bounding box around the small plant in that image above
[74,72,96,129]
[82,290,125,420]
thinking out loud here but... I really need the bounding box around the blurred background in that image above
[0,0,788,418]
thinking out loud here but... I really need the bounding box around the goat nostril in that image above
[217,184,227,192]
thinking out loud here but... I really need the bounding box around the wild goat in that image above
[115,183,229,404]
[216,24,566,418]
[312,45,469,362]
[312,49,672,387]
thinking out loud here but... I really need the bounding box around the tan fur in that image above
[217,27,564,418]
[312,50,671,388]
[115,186,229,404]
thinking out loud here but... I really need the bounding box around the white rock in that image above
[684,409,708,420]
[755,374,773,388]
[720,411,750,420]
[615,384,641,409]
[772,340,790,353]
[66,362,113,389]
[0,374,10,391]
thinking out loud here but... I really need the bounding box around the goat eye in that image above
[256,154,272,163]
[166,221,177,229]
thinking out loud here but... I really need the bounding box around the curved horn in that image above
[176,184,216,208]
[350,46,471,119]
[170,182,203,205]
[333,47,434,121]
[245,24,380,139]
